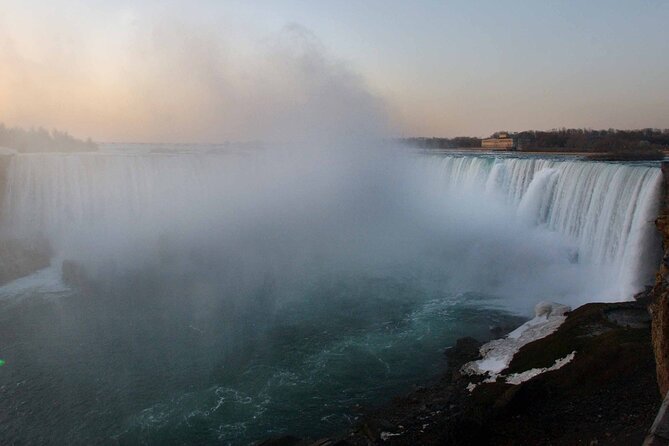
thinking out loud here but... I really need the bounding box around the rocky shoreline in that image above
[260,298,659,446]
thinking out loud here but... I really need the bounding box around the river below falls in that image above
[0,265,525,445]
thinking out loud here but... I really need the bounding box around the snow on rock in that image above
[462,301,571,381]
[504,351,576,385]
[380,431,402,441]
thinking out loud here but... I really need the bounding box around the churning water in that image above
[0,145,662,444]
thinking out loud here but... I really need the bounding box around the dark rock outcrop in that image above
[273,301,659,445]
[650,162,669,397]
[445,337,482,365]
[380,301,656,445]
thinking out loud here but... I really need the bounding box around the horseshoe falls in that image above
[419,155,662,301]
[0,147,663,445]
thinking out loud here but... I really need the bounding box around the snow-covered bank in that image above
[462,301,572,385]
[504,351,576,385]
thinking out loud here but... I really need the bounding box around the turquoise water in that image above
[0,267,523,445]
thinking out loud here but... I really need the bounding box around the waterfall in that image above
[0,150,663,302]
[422,154,663,298]
[517,168,559,226]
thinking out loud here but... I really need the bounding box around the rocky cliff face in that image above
[650,162,669,397]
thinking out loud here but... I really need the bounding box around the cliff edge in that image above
[651,162,669,397]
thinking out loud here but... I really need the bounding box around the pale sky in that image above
[1,0,668,142]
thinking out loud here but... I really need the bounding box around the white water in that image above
[419,155,662,300]
[0,149,663,307]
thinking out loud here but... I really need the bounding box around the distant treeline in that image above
[402,128,669,155]
[0,123,97,153]
[513,128,669,153]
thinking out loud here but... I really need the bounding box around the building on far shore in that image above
[481,132,516,150]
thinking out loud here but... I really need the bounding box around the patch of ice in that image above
[462,301,571,379]
[474,357,508,375]
[505,351,576,385]
[380,431,402,441]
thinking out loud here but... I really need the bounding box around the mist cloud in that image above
[0,13,389,143]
